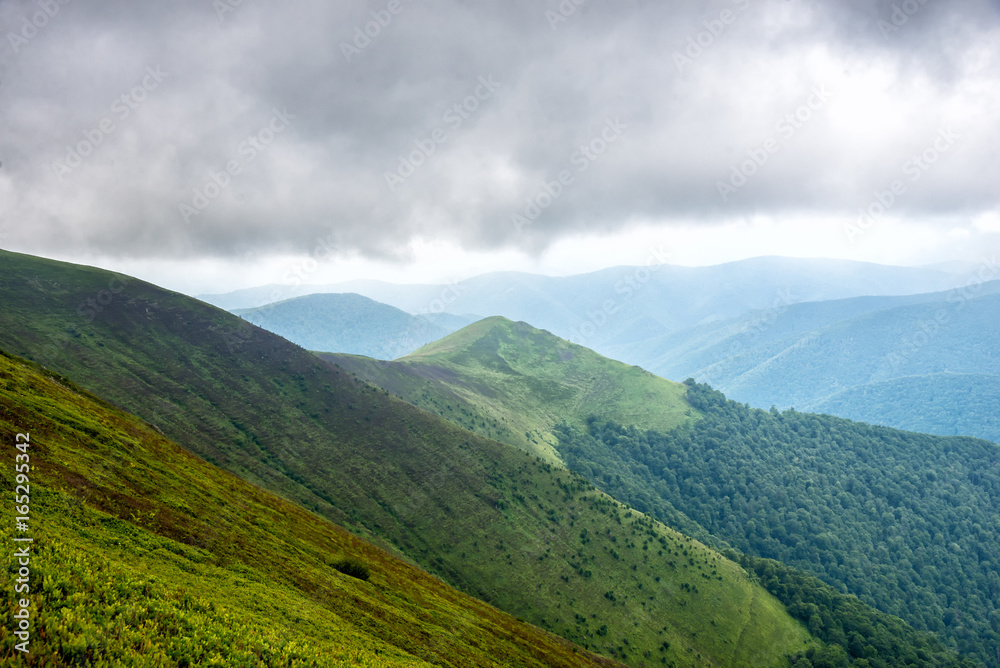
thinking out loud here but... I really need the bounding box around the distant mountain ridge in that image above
[218,258,1000,443]
[631,281,1000,443]
[198,257,978,347]
[233,292,474,359]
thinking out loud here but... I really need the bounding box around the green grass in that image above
[322,316,695,464]
[0,349,620,667]
[0,249,817,667]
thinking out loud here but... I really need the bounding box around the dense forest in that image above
[731,551,980,668]
[812,373,1000,445]
[555,381,1000,666]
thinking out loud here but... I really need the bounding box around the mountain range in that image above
[327,316,1000,665]
[2,248,994,666]
[213,257,1000,445]
[0,249,817,667]
[612,281,1000,444]
[200,257,985,349]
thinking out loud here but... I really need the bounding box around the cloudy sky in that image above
[1,0,998,294]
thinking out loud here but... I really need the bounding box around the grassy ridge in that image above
[0,349,622,666]
[323,316,694,463]
[0,250,815,666]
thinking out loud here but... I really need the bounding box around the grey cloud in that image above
[0,0,997,261]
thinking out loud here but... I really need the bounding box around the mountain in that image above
[0,348,619,666]
[556,384,1000,665]
[232,292,474,359]
[321,316,694,464]
[625,282,1000,444]
[198,257,979,354]
[330,316,1000,665]
[198,278,451,312]
[0,250,814,667]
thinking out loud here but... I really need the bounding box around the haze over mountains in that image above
[203,257,991,359]
[203,259,984,348]
[634,283,1000,444]
[215,256,999,445]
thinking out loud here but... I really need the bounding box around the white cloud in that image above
[973,210,1000,233]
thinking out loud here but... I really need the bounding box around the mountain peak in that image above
[346,315,693,464]
[402,315,523,358]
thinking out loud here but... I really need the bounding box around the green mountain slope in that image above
[0,250,813,667]
[810,372,1000,442]
[556,382,1000,666]
[233,292,473,360]
[324,315,995,666]
[0,349,620,666]
[322,316,694,463]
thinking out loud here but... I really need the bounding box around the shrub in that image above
[333,557,370,581]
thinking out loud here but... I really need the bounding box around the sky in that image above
[1,0,998,295]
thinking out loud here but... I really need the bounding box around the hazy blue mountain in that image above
[634,283,1000,443]
[233,292,473,359]
[811,373,1000,442]
[200,257,980,354]
[200,279,449,312]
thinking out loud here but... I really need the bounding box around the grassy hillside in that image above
[233,292,472,360]
[0,250,814,667]
[322,316,694,463]
[0,349,621,666]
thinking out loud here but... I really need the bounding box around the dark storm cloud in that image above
[0,0,997,261]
